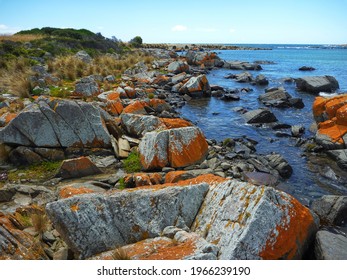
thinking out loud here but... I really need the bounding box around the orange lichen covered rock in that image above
[55,156,102,179]
[0,112,17,126]
[259,196,315,259]
[122,100,147,114]
[0,212,48,260]
[124,86,137,99]
[192,179,317,259]
[336,104,347,126]
[59,186,95,199]
[106,99,124,116]
[90,228,218,260]
[168,127,209,168]
[139,127,208,170]
[106,92,120,101]
[152,75,170,86]
[313,94,347,148]
[161,118,193,129]
[165,171,188,183]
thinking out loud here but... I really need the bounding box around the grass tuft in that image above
[111,247,131,260]
[123,151,142,173]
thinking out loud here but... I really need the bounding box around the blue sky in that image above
[1,0,346,44]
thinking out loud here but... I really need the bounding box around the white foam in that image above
[319,92,339,97]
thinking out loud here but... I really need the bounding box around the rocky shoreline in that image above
[0,48,346,260]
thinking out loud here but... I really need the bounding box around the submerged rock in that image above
[243,108,278,124]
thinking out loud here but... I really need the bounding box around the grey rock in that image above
[179,74,211,97]
[259,87,292,107]
[46,183,209,259]
[75,50,92,63]
[0,98,111,148]
[291,125,305,137]
[121,113,165,138]
[316,133,345,150]
[226,61,262,71]
[326,150,347,170]
[315,227,347,260]
[255,74,269,85]
[311,195,347,227]
[296,76,339,94]
[243,108,277,124]
[167,61,190,74]
[75,77,99,96]
[265,153,293,178]
[299,66,316,71]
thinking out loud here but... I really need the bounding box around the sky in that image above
[1,0,347,44]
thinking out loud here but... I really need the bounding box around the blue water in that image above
[178,44,347,204]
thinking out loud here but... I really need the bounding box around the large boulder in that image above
[296,76,339,94]
[243,108,278,124]
[167,60,190,74]
[46,183,209,259]
[139,126,208,170]
[179,74,211,97]
[0,98,111,148]
[314,227,347,260]
[192,180,317,259]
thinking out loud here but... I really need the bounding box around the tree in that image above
[129,36,143,48]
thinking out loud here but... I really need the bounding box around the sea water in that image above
[177,44,347,204]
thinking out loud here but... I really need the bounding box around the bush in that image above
[123,151,142,173]
[129,36,143,48]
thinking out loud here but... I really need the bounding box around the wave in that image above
[319,92,339,97]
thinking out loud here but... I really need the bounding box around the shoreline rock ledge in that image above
[46,175,318,260]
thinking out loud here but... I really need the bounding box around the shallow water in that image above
[177,45,347,205]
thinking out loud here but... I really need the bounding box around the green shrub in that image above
[147,92,155,99]
[123,151,142,173]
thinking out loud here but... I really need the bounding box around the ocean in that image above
[177,44,347,205]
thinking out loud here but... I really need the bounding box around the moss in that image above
[123,151,142,173]
[147,92,155,99]
[118,177,126,190]
[7,160,62,182]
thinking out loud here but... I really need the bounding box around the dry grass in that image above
[0,58,33,97]
[0,34,45,42]
[48,51,154,81]
[111,247,131,260]
[31,213,48,238]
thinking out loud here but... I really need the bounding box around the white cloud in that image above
[172,25,188,32]
[229,28,236,33]
[0,24,20,34]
